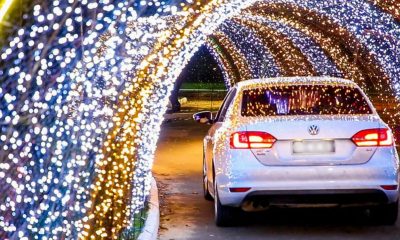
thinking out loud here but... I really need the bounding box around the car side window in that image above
[216,88,237,122]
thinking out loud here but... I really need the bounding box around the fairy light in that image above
[219,20,280,79]
[231,18,316,77]
[0,0,143,239]
[223,18,342,77]
[370,0,400,21]
[0,0,399,239]
[0,0,14,22]
[212,32,253,82]
[204,41,235,88]
[248,0,400,93]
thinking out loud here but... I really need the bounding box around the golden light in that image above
[0,0,399,239]
[0,0,14,22]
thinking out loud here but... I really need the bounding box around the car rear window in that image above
[241,85,373,117]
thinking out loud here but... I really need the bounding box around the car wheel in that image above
[214,182,238,227]
[370,200,398,225]
[203,155,213,201]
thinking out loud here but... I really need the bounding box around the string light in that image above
[0,0,399,239]
[0,0,15,22]
[219,20,281,80]
[221,18,341,77]
[204,41,235,88]
[212,32,253,81]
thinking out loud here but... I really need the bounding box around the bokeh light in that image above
[0,0,399,239]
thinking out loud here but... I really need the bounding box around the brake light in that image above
[229,187,251,193]
[381,185,398,190]
[230,131,276,149]
[351,128,393,147]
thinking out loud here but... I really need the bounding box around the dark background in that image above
[176,45,224,87]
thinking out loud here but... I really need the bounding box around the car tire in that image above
[370,200,398,225]
[214,182,238,227]
[203,155,213,201]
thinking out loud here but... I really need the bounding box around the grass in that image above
[180,99,223,112]
[118,205,149,240]
[180,82,226,90]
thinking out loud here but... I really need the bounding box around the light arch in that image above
[87,0,400,238]
[1,0,399,239]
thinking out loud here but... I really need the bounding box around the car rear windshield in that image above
[241,85,373,117]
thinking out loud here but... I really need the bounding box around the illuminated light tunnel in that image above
[0,0,399,239]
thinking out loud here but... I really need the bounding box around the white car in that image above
[194,77,399,226]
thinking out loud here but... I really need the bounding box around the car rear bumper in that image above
[215,150,399,207]
[220,187,399,208]
[241,189,393,209]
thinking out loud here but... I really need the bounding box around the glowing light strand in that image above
[0,0,399,239]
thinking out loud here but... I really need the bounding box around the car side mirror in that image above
[193,111,213,124]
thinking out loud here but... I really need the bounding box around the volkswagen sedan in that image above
[194,77,399,226]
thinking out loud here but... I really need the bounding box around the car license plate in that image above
[292,140,335,154]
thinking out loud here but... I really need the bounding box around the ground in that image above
[153,114,400,240]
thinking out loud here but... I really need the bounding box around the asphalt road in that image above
[153,116,400,240]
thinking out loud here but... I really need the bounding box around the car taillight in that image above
[230,131,276,149]
[351,128,393,147]
[229,187,251,193]
[381,185,398,190]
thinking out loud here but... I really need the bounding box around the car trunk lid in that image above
[245,116,381,166]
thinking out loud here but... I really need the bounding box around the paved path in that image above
[153,117,400,240]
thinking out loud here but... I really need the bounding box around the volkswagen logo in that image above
[308,125,319,135]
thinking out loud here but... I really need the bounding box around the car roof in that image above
[235,77,358,89]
